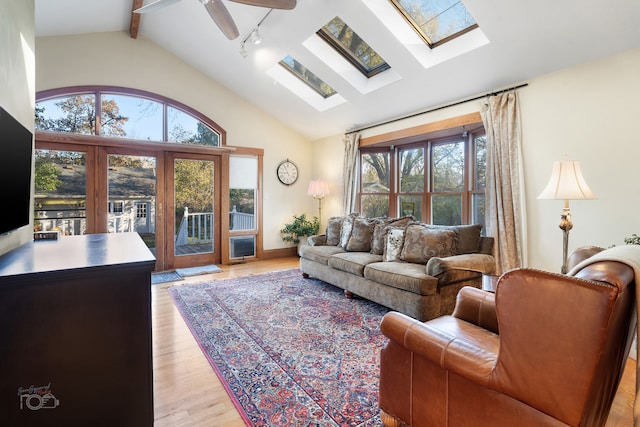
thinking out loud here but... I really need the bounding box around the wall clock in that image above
[277,159,299,185]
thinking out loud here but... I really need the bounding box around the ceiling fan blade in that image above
[204,0,240,40]
[228,0,296,10]
[134,0,183,13]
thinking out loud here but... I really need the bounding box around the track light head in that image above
[250,28,262,45]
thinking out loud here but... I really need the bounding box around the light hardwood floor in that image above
[151,257,635,426]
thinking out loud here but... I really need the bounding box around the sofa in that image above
[378,246,637,427]
[299,214,496,321]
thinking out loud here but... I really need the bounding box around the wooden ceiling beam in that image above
[130,0,144,39]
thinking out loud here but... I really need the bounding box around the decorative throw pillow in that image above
[325,216,344,246]
[382,226,407,262]
[426,224,482,254]
[371,216,414,255]
[345,217,376,252]
[338,213,359,248]
[400,224,458,264]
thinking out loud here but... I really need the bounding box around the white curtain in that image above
[342,133,360,215]
[481,91,527,274]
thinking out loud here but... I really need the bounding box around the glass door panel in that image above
[34,149,87,235]
[168,154,220,268]
[107,154,157,254]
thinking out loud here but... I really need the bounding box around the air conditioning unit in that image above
[230,236,255,258]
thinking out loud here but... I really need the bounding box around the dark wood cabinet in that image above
[0,233,156,426]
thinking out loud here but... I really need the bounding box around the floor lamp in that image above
[307,180,329,224]
[538,160,596,274]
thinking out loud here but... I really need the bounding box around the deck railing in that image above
[35,207,254,244]
[175,207,214,246]
[34,209,86,236]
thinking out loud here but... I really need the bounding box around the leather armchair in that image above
[379,247,636,427]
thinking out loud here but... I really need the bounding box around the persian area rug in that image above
[168,268,389,427]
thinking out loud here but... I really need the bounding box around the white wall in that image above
[311,48,640,273]
[0,0,35,256]
[35,31,315,250]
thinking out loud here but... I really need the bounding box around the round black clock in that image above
[277,159,299,185]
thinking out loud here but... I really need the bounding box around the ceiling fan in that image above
[134,0,297,40]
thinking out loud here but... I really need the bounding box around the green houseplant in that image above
[280,214,320,245]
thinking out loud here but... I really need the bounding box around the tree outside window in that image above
[356,131,486,226]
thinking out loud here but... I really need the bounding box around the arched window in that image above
[36,86,223,146]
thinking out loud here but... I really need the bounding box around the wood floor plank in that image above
[151,257,634,426]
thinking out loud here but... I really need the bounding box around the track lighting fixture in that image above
[237,9,272,57]
[250,28,262,45]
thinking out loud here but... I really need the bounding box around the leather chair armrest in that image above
[426,253,496,277]
[452,287,498,334]
[380,311,498,386]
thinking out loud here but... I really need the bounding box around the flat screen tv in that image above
[0,107,33,236]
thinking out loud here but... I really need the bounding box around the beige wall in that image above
[0,0,35,256]
[36,31,315,250]
[520,47,640,271]
[312,48,640,272]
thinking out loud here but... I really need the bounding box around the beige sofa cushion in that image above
[345,217,376,252]
[298,245,345,265]
[364,262,438,295]
[325,216,344,246]
[400,224,458,264]
[426,224,483,254]
[339,213,361,248]
[328,252,383,276]
[371,216,414,255]
[383,227,407,262]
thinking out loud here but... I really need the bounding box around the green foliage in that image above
[624,234,640,245]
[36,95,127,136]
[34,161,61,191]
[230,189,255,214]
[174,159,214,229]
[280,214,320,244]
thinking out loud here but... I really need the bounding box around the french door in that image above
[102,149,221,270]
[165,152,221,269]
[34,141,222,272]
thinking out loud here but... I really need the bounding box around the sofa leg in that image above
[380,409,405,427]
[344,290,354,298]
[302,272,310,279]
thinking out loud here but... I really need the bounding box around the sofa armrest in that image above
[380,311,498,386]
[426,253,496,277]
[307,234,327,246]
[452,287,498,334]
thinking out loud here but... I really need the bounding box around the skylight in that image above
[279,55,337,98]
[317,16,390,78]
[389,0,478,47]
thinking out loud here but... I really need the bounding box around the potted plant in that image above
[280,213,320,245]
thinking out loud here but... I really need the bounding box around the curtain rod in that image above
[345,83,528,135]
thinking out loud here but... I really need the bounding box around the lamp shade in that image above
[538,160,596,200]
[307,180,330,198]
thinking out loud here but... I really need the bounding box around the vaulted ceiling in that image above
[35,0,640,140]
